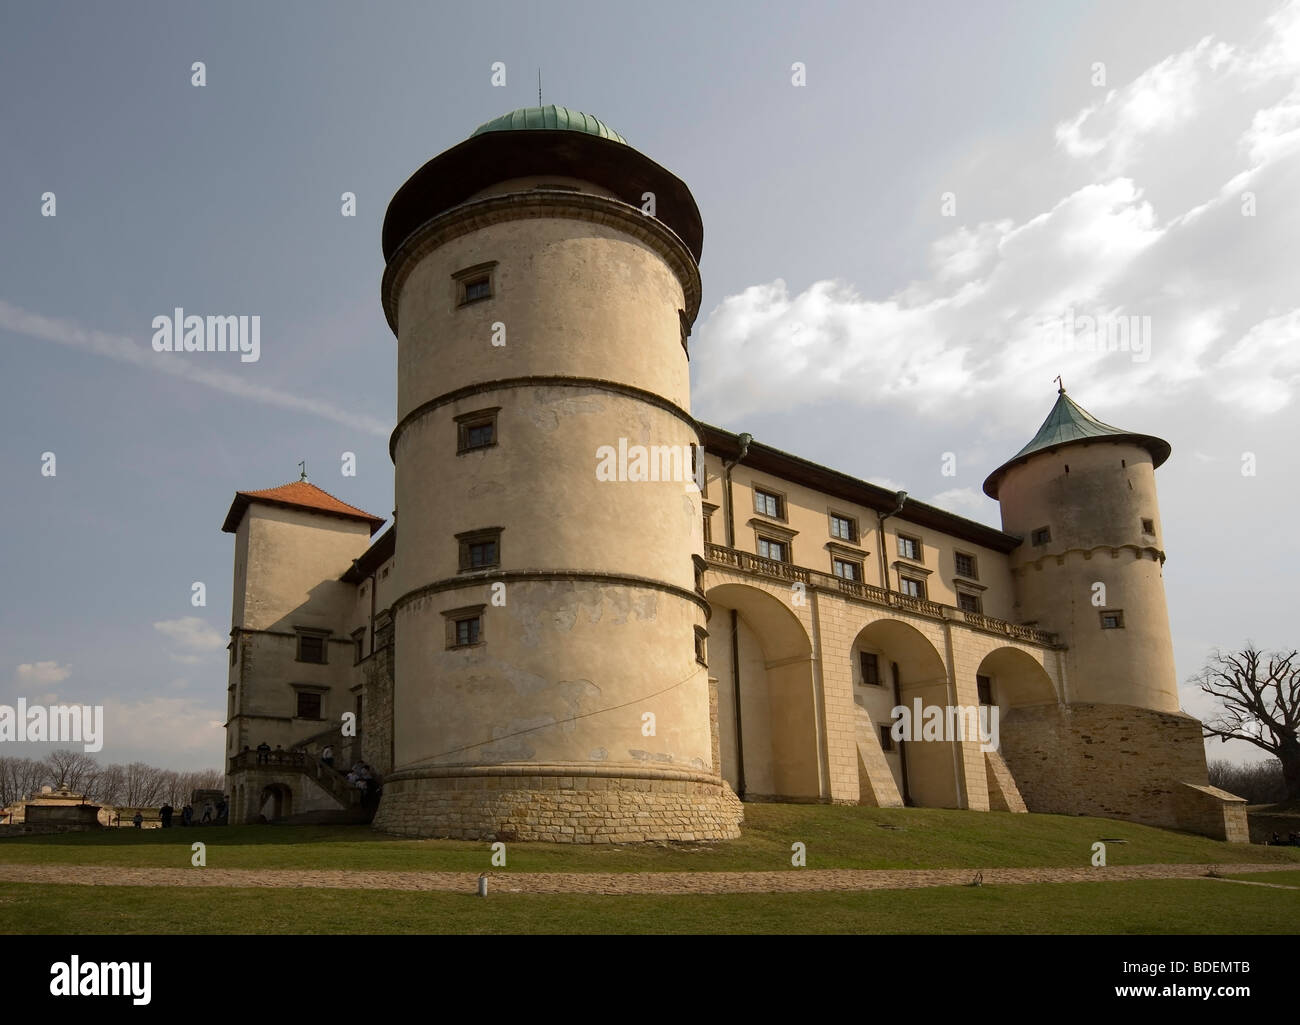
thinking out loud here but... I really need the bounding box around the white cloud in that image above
[694,5,1300,430]
[153,617,225,652]
[15,661,71,686]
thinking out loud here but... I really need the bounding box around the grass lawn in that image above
[0,878,1293,934]
[1,805,1297,873]
[1221,869,1300,886]
[2,805,1298,873]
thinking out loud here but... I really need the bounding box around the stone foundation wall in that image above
[362,643,394,775]
[373,769,743,842]
[1001,702,1244,839]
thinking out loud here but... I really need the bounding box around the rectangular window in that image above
[833,558,861,581]
[352,628,366,665]
[757,537,788,563]
[454,261,497,306]
[702,515,712,544]
[296,691,322,719]
[860,652,881,686]
[957,592,982,614]
[229,643,236,667]
[457,529,503,572]
[897,534,922,561]
[1141,518,1155,535]
[455,617,481,646]
[829,513,857,542]
[976,674,993,705]
[899,577,926,599]
[296,632,328,664]
[694,626,708,666]
[754,488,784,519]
[955,552,977,579]
[456,408,499,453]
[1100,610,1125,629]
[879,725,895,752]
[1031,526,1052,546]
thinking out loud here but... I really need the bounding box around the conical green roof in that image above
[983,389,1171,498]
[470,106,627,145]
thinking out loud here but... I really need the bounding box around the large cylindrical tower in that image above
[373,106,741,841]
[984,386,1178,712]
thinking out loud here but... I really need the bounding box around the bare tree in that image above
[94,764,127,807]
[1196,646,1300,802]
[46,749,98,793]
[121,761,167,808]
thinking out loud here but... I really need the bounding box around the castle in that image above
[221,106,1247,843]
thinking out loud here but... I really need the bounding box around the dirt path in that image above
[0,862,1295,895]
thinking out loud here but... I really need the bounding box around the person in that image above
[321,743,334,768]
[159,803,173,828]
[201,802,213,824]
[216,797,228,823]
[132,811,143,829]
[256,741,271,764]
[274,744,284,764]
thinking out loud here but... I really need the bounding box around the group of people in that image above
[344,761,381,807]
[153,798,228,827]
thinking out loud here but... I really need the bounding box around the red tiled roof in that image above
[221,482,386,534]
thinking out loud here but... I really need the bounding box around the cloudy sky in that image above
[2,0,1295,769]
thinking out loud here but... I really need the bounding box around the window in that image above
[457,528,502,572]
[352,628,366,665]
[757,537,788,563]
[955,552,978,579]
[355,693,363,724]
[453,261,497,306]
[976,674,993,705]
[296,691,322,719]
[860,652,881,686]
[443,605,486,648]
[897,534,922,561]
[694,626,708,666]
[456,408,499,453]
[1141,518,1155,535]
[1100,610,1125,629]
[1031,526,1051,546]
[229,643,237,667]
[879,725,895,752]
[753,488,784,519]
[296,631,328,664]
[829,513,857,542]
[833,558,861,581]
[702,515,712,544]
[957,591,982,614]
[455,617,481,646]
[679,309,691,358]
[899,577,926,599]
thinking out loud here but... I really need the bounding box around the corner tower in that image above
[374,106,741,841]
[984,386,1177,712]
[984,389,1247,841]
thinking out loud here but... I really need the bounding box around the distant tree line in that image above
[0,750,223,809]
[1207,758,1287,805]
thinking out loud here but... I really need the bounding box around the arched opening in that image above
[974,646,1059,750]
[705,583,819,801]
[852,619,959,808]
[258,783,293,822]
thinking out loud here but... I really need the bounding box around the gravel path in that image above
[0,862,1294,895]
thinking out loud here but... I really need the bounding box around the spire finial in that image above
[1054,374,1065,394]
[298,460,308,482]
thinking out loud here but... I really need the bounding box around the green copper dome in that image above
[983,388,1171,498]
[470,105,627,145]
